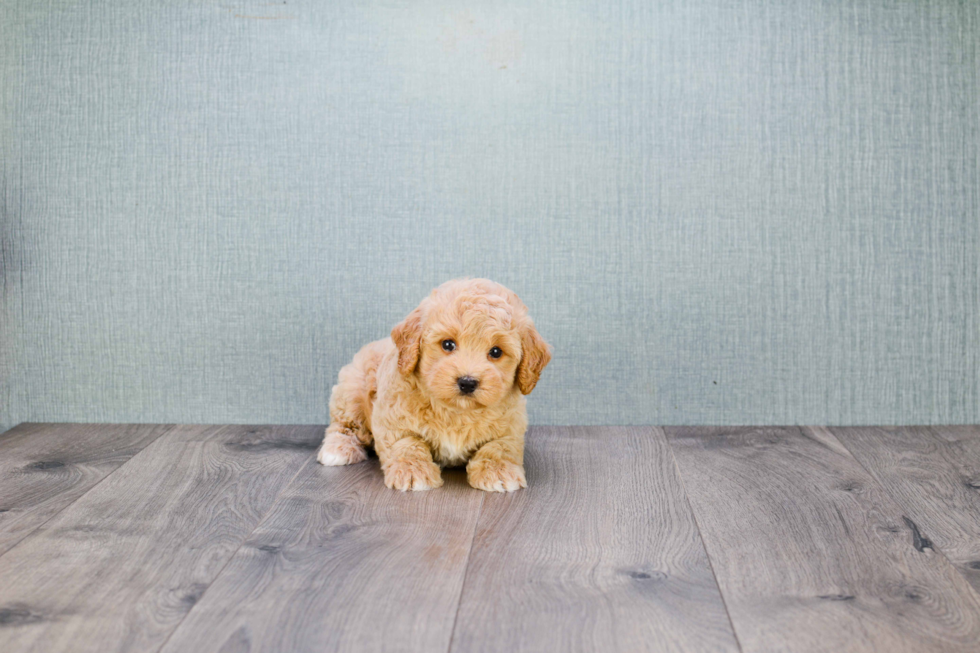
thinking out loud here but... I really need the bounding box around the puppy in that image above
[317,278,551,492]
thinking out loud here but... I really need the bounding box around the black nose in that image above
[457,376,479,395]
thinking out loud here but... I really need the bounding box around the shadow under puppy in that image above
[317,278,551,492]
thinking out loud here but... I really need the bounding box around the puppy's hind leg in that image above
[318,340,385,467]
[319,378,370,466]
[317,423,368,466]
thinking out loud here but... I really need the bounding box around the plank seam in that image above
[0,423,177,562]
[152,444,320,653]
[662,426,746,653]
[445,488,487,653]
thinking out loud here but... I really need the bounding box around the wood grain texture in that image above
[831,426,980,594]
[0,424,319,653]
[450,426,739,653]
[159,459,484,653]
[666,426,980,653]
[0,423,171,556]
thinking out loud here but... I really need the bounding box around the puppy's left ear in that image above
[517,320,552,395]
[391,307,424,375]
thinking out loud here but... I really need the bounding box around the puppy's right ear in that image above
[391,307,423,375]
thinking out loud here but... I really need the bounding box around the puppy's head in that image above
[391,279,551,409]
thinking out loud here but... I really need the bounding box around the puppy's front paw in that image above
[383,457,443,492]
[467,459,527,493]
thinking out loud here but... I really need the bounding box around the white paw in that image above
[317,435,367,466]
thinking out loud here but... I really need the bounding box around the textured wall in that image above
[1,0,978,432]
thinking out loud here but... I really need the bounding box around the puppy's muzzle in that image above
[456,376,479,395]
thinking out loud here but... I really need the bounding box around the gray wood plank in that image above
[666,426,980,653]
[450,426,740,653]
[158,458,484,653]
[0,423,171,556]
[0,424,320,653]
[831,426,980,594]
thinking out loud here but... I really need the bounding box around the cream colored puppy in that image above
[317,278,551,492]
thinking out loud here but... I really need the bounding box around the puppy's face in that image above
[418,305,522,408]
[391,280,551,409]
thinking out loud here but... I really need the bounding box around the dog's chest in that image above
[420,420,490,466]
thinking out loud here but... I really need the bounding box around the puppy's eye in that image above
[489,346,503,359]
[442,339,456,352]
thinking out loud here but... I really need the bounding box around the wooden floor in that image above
[1,425,979,652]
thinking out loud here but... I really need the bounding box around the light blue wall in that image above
[2,0,978,432]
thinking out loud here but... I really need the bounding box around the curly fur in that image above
[317,278,551,492]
